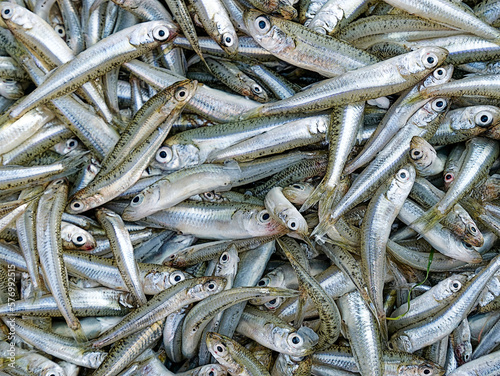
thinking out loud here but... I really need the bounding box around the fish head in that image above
[398,361,445,376]
[397,47,448,78]
[242,207,287,237]
[196,364,227,376]
[152,144,201,171]
[0,2,34,30]
[129,20,177,47]
[244,10,295,54]
[67,193,104,214]
[389,333,413,353]
[0,78,24,99]
[386,165,416,202]
[82,350,107,369]
[122,183,162,221]
[188,277,227,300]
[279,326,319,357]
[206,332,233,366]
[410,137,436,169]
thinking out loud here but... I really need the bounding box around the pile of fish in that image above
[1,0,500,374]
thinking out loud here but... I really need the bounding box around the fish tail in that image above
[409,206,444,235]
[71,324,89,344]
[238,106,262,121]
[300,182,329,213]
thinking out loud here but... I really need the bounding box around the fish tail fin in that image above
[300,183,327,213]
[238,106,262,121]
[71,324,89,344]
[409,206,444,235]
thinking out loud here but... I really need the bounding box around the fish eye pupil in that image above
[400,172,406,178]
[217,346,223,352]
[427,56,434,64]
[445,174,452,181]
[289,222,296,228]
[158,29,165,37]
[222,254,228,261]
[208,283,215,289]
[4,9,10,15]
[73,202,81,208]
[76,236,83,242]
[132,196,140,203]
[413,151,420,156]
[291,336,300,344]
[258,280,266,286]
[258,20,266,29]
[174,275,181,281]
[262,213,270,220]
[424,370,430,375]
[225,36,232,43]
[269,299,276,304]
[159,151,167,158]
[179,90,186,97]
[209,372,214,376]
[481,115,489,123]
[436,101,443,107]
[453,283,459,288]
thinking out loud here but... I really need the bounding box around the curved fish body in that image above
[92,277,226,348]
[244,10,379,77]
[6,20,178,118]
[143,201,287,240]
[383,0,500,40]
[360,165,415,332]
[240,47,448,118]
[206,332,272,376]
[390,255,500,353]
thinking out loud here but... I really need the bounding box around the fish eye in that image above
[421,367,432,375]
[431,98,447,112]
[169,271,185,284]
[252,85,263,94]
[464,354,470,361]
[222,32,234,47]
[258,210,271,223]
[152,26,170,41]
[461,241,473,249]
[55,25,66,37]
[174,87,188,101]
[287,219,298,230]
[467,224,478,234]
[155,147,173,163]
[257,277,269,286]
[206,281,217,291]
[433,68,445,78]
[130,194,144,206]
[254,16,271,33]
[397,169,410,181]
[265,297,282,310]
[475,111,493,127]
[54,178,65,185]
[292,184,303,190]
[220,252,229,263]
[451,280,462,291]
[209,372,214,376]
[67,139,77,149]
[70,200,84,212]
[203,192,215,200]
[444,173,454,183]
[216,344,225,353]
[423,53,438,68]
[72,235,86,246]
[410,149,422,160]
[1,5,13,19]
[289,334,302,345]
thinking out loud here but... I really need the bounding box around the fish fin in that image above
[409,206,444,235]
[238,106,262,120]
[300,182,331,213]
[71,325,89,344]
[311,219,331,242]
